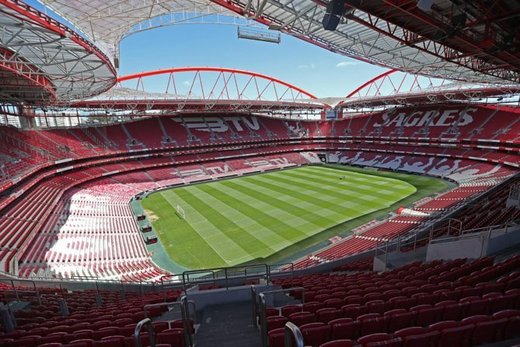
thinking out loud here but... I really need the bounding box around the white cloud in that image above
[182,80,191,86]
[336,61,359,68]
[297,63,316,69]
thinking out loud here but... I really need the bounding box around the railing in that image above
[0,279,43,305]
[396,233,431,254]
[436,218,463,238]
[180,295,195,347]
[460,220,519,237]
[134,318,156,347]
[182,263,270,290]
[143,296,194,347]
[251,285,258,326]
[430,219,520,246]
[0,276,157,297]
[284,322,304,347]
[159,274,190,290]
[268,263,294,275]
[257,287,305,347]
[144,295,195,347]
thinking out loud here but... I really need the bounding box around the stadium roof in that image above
[40,0,520,85]
[0,0,116,104]
[337,82,520,110]
[38,0,229,60]
[335,69,520,110]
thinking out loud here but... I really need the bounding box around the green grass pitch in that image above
[141,165,419,269]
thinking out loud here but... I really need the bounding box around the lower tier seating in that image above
[265,255,520,347]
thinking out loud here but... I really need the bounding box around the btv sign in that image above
[174,116,260,132]
[374,108,477,127]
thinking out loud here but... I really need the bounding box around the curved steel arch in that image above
[117,67,318,100]
[74,66,326,114]
[346,69,398,98]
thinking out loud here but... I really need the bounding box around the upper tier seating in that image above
[1,106,520,189]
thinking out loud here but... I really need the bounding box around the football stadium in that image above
[0,1,520,347]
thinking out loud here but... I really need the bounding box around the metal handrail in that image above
[258,287,305,347]
[180,295,194,347]
[460,220,519,236]
[2,288,43,327]
[143,298,194,347]
[187,300,197,322]
[284,322,304,347]
[268,263,294,277]
[160,274,177,287]
[134,318,156,347]
[143,299,196,325]
[0,276,149,296]
[259,292,269,347]
[251,285,258,326]
[143,301,179,319]
[182,263,270,290]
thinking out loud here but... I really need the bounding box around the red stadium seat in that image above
[288,312,316,326]
[156,328,185,347]
[471,318,508,345]
[357,333,392,346]
[341,304,366,319]
[437,324,474,347]
[365,337,403,347]
[427,320,458,332]
[303,302,325,314]
[393,327,425,339]
[385,310,416,332]
[316,308,343,323]
[329,318,360,340]
[153,322,169,334]
[95,335,125,347]
[10,335,41,347]
[492,309,520,319]
[412,305,443,327]
[267,328,286,347]
[300,322,331,346]
[366,300,387,314]
[503,316,520,339]
[266,316,288,331]
[358,313,387,336]
[319,340,354,347]
[460,315,490,325]
[63,339,95,347]
[265,307,280,317]
[281,305,302,317]
[324,298,344,310]
[92,327,119,340]
[435,301,462,321]
[400,331,439,347]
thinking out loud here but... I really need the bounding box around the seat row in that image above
[282,309,520,347]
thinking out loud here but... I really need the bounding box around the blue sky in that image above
[119,24,387,98]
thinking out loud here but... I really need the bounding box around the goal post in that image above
[175,203,186,220]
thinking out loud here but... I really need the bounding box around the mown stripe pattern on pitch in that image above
[142,166,416,269]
